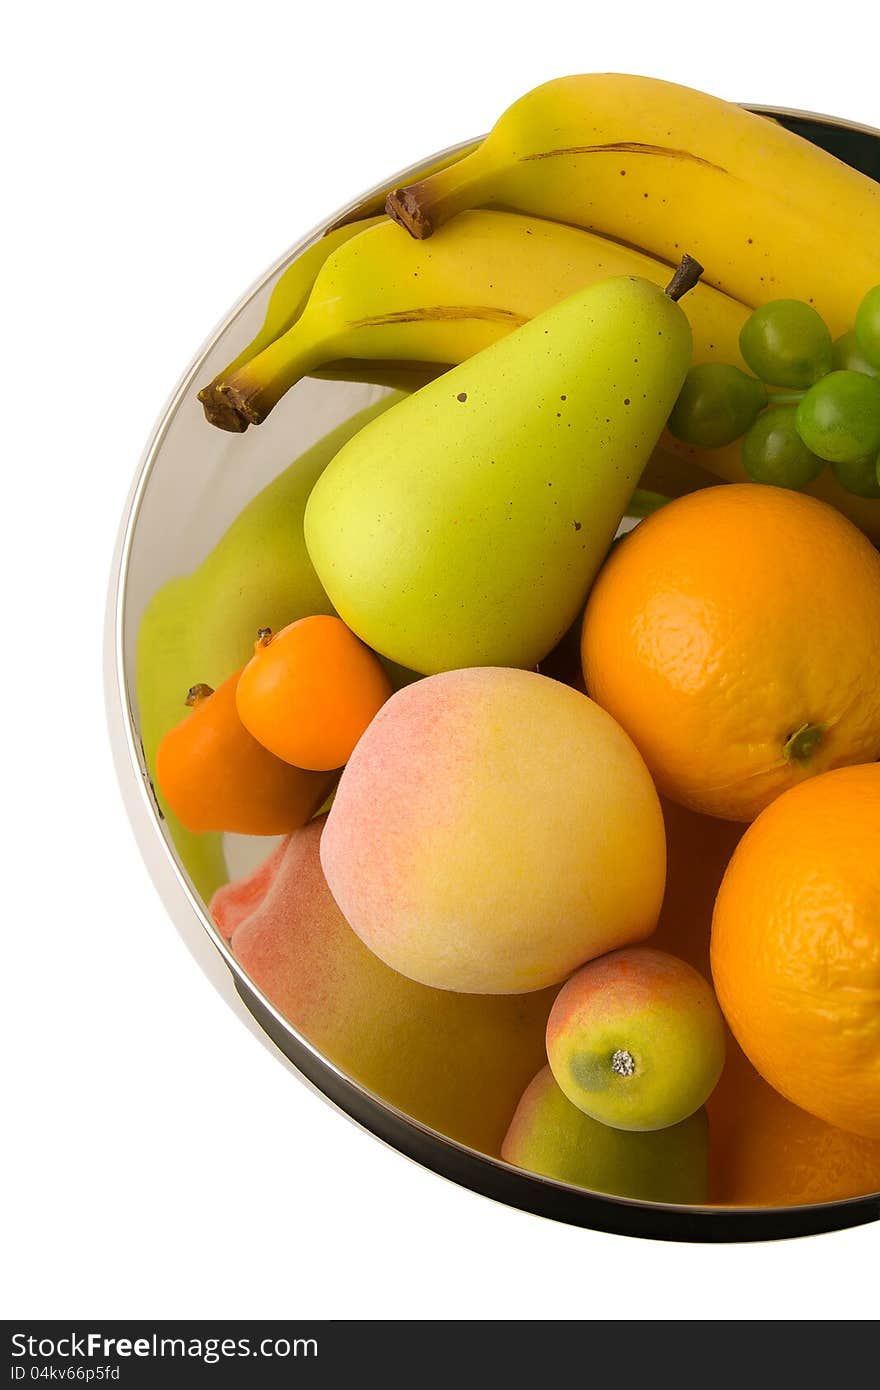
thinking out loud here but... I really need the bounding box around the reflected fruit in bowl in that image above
[212,817,554,1155]
[502,1066,709,1204]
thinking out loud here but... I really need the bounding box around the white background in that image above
[3,0,877,1322]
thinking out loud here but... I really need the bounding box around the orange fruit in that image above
[581,484,880,821]
[236,615,392,771]
[711,763,880,1139]
[709,1038,880,1207]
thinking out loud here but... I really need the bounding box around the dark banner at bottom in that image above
[1,1319,865,1383]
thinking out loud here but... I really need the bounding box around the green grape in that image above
[854,285,880,369]
[831,453,880,498]
[742,405,824,489]
[796,370,880,464]
[739,300,833,387]
[832,331,880,379]
[667,363,767,447]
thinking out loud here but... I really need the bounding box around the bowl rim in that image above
[105,106,880,1244]
[748,103,880,139]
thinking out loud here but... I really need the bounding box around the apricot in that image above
[546,947,725,1131]
[321,667,666,994]
[211,818,554,1154]
[155,672,334,835]
[502,1067,708,1204]
[236,615,393,771]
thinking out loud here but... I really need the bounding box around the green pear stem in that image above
[664,254,704,302]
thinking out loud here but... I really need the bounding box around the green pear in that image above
[136,395,403,900]
[304,271,695,674]
[502,1067,708,1204]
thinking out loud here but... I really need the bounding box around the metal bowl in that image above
[106,108,880,1243]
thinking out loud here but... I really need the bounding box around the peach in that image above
[546,947,725,1131]
[502,1066,709,1203]
[321,667,666,994]
[210,817,554,1156]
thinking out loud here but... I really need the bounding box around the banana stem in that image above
[386,148,492,239]
[198,394,249,432]
[198,318,293,423]
[213,319,328,428]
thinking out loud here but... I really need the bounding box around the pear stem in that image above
[665,254,704,302]
[256,628,273,648]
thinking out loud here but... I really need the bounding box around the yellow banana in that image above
[198,216,386,429]
[215,209,750,428]
[386,74,880,334]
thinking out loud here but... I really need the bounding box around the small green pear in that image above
[136,396,402,899]
[305,268,696,674]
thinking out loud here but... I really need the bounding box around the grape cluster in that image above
[668,285,880,496]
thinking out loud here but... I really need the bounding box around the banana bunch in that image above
[209,210,749,425]
[387,74,880,335]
